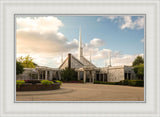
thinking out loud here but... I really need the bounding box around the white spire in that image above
[108,51,111,67]
[61,53,63,64]
[78,26,83,60]
[90,50,92,63]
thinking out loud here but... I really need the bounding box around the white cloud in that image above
[17,16,63,33]
[16,16,78,56]
[91,51,144,67]
[111,54,143,66]
[120,16,144,30]
[97,16,118,22]
[17,16,143,68]
[16,16,79,67]
[134,17,145,29]
[120,16,134,30]
[97,16,145,30]
[87,38,105,48]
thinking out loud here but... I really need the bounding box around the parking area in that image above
[16,83,144,101]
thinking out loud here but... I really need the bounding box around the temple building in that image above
[58,27,137,83]
[16,28,137,82]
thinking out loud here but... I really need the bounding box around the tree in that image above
[17,55,36,68]
[61,68,77,81]
[132,56,144,80]
[16,61,24,75]
[132,56,144,66]
[133,63,144,80]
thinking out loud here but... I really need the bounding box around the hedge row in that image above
[62,80,83,83]
[24,80,62,84]
[94,80,144,87]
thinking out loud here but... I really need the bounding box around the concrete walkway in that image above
[16,83,144,101]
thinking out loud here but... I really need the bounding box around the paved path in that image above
[16,83,144,101]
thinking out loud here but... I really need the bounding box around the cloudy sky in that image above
[16,15,144,68]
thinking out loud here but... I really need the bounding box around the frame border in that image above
[0,0,160,116]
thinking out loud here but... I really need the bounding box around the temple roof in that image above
[59,53,96,70]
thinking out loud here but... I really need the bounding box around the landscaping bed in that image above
[16,83,60,91]
[16,80,61,91]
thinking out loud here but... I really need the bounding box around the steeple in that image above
[108,51,112,67]
[78,26,83,60]
[90,50,92,63]
[61,53,63,64]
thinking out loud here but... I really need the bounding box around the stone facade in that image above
[98,66,137,82]
[17,67,61,81]
[107,67,124,82]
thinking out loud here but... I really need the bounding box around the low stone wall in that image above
[17,83,60,91]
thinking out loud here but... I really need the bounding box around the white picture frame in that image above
[0,0,160,117]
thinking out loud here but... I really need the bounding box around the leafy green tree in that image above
[133,63,144,80]
[132,56,144,66]
[17,55,36,68]
[16,61,24,75]
[132,56,144,80]
[61,68,77,81]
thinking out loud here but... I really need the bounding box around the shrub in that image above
[128,80,136,86]
[55,80,62,85]
[41,80,54,86]
[62,80,84,83]
[16,80,25,88]
[25,80,41,84]
[94,80,144,87]
[129,80,144,86]
[119,80,144,86]
[94,81,119,85]
[121,80,129,85]
[135,80,144,86]
[61,68,77,81]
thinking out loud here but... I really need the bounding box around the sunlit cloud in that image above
[97,16,145,30]
[17,16,143,68]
